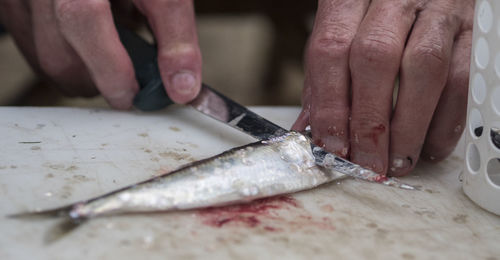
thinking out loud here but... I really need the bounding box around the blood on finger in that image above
[363,124,386,146]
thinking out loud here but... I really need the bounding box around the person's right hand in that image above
[0,0,202,109]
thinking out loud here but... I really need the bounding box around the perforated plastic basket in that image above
[463,0,500,215]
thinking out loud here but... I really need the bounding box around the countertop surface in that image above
[0,107,499,260]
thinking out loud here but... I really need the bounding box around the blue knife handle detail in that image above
[117,26,173,111]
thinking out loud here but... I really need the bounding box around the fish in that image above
[10,131,346,222]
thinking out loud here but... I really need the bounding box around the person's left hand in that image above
[0,0,202,109]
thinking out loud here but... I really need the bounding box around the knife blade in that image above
[117,26,417,190]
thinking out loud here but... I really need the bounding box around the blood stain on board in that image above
[198,196,299,228]
[264,226,283,232]
[197,195,335,231]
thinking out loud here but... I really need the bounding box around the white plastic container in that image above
[463,0,500,215]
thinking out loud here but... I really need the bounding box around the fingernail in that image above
[318,136,349,158]
[388,155,412,176]
[171,71,197,95]
[351,152,384,174]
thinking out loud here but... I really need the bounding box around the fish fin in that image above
[44,218,87,245]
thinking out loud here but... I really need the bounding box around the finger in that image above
[54,0,139,109]
[420,29,472,164]
[134,0,202,104]
[349,0,417,173]
[31,0,96,97]
[306,0,369,158]
[389,8,462,176]
[291,77,311,131]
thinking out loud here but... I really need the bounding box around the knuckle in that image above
[312,105,349,123]
[350,28,401,69]
[307,24,355,60]
[406,42,448,70]
[55,0,110,22]
[158,44,201,67]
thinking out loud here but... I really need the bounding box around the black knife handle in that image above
[116,26,173,111]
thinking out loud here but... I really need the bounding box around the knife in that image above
[117,26,417,190]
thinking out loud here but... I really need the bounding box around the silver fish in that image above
[11,131,346,221]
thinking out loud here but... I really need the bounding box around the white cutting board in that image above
[0,107,498,260]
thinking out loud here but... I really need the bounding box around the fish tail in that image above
[9,205,89,244]
[7,204,78,220]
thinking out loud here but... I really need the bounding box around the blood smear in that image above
[198,196,300,229]
[197,195,335,232]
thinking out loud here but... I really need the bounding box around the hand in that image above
[293,0,473,176]
[0,0,202,109]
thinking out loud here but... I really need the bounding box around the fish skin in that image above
[13,131,346,221]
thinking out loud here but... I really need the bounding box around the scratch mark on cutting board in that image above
[413,210,437,219]
[401,252,416,260]
[453,214,468,224]
[176,141,199,148]
[159,151,196,162]
[43,163,78,172]
[169,126,181,132]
